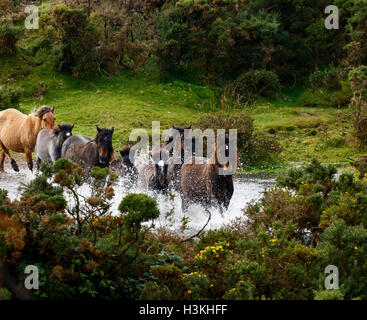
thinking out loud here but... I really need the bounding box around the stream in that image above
[0,168,276,235]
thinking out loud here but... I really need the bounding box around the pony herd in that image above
[0,106,235,213]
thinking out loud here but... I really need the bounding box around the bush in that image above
[241,132,282,167]
[1,159,367,300]
[348,66,367,150]
[50,4,100,77]
[0,288,12,300]
[0,18,22,55]
[194,111,282,167]
[156,1,280,82]
[194,110,253,153]
[309,66,342,91]
[0,87,22,109]
[234,69,281,101]
[348,65,367,98]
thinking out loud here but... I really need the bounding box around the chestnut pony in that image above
[0,106,56,172]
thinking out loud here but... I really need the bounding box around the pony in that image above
[110,146,138,179]
[61,126,114,171]
[151,125,196,190]
[35,123,74,170]
[0,106,56,172]
[138,145,170,192]
[180,136,235,213]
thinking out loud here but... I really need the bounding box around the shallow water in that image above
[0,168,275,236]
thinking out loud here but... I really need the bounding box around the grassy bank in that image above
[0,52,364,172]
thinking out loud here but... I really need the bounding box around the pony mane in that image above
[33,106,52,118]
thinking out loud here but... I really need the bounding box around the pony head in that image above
[95,126,114,166]
[36,106,56,130]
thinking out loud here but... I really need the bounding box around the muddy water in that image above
[0,166,275,236]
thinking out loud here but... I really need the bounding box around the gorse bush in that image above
[234,69,281,101]
[0,160,366,299]
[348,66,367,150]
[0,87,22,109]
[0,17,22,55]
[50,4,100,76]
[194,111,282,167]
[309,66,342,91]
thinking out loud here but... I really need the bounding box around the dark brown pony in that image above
[180,136,235,213]
[110,146,138,178]
[151,125,195,190]
[61,126,114,171]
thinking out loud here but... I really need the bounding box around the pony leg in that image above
[0,152,5,171]
[181,196,189,212]
[25,149,33,172]
[0,142,19,172]
[36,157,42,171]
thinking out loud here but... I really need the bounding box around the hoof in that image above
[11,159,19,172]
[27,162,33,172]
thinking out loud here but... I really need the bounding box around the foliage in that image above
[234,69,281,102]
[309,66,342,91]
[49,4,100,76]
[1,159,367,299]
[0,17,22,55]
[194,111,282,167]
[348,66,367,150]
[0,86,22,109]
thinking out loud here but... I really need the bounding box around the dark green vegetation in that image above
[0,159,366,299]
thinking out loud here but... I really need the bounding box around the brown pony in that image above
[151,125,195,190]
[180,136,235,213]
[61,126,114,172]
[0,106,56,172]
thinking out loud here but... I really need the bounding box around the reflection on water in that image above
[0,169,275,236]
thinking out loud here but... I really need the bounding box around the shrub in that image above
[348,66,367,150]
[118,193,160,236]
[348,65,367,97]
[241,132,282,167]
[194,111,282,167]
[317,219,367,299]
[0,159,366,300]
[0,288,12,300]
[0,18,22,55]
[156,1,280,81]
[194,111,253,153]
[50,4,100,77]
[234,69,281,101]
[314,289,344,300]
[309,66,342,91]
[0,87,22,109]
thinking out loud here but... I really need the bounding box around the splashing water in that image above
[0,165,275,237]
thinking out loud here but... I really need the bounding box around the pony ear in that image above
[71,124,74,129]
[54,125,61,134]
[111,126,114,133]
[96,126,101,133]
[51,106,55,113]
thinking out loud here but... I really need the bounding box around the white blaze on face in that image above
[66,132,71,137]
[158,160,164,167]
